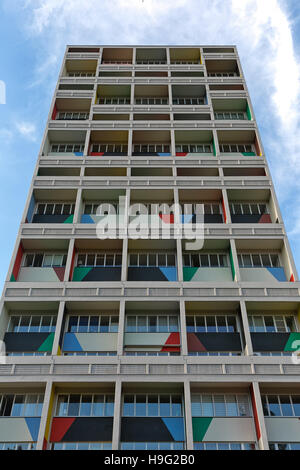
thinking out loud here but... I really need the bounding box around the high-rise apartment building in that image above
[0,45,300,451]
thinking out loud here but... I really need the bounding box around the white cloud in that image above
[15,121,37,141]
[10,0,300,241]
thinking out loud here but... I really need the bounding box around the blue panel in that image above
[181,214,194,224]
[63,333,83,351]
[25,418,41,441]
[157,153,171,156]
[80,214,95,224]
[267,267,287,282]
[162,418,185,441]
[74,152,83,156]
[159,267,177,281]
[27,194,35,223]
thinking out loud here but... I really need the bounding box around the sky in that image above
[0,0,300,289]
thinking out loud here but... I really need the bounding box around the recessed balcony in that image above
[206,59,240,77]
[134,84,169,105]
[217,130,261,157]
[175,130,214,157]
[89,130,128,156]
[228,189,275,224]
[132,130,171,156]
[51,98,91,121]
[136,48,167,65]
[63,59,97,77]
[212,98,251,121]
[172,85,207,106]
[96,84,131,105]
[80,189,126,224]
[170,47,201,65]
[101,47,133,64]
[28,189,77,224]
[44,130,86,157]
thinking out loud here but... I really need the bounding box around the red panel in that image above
[290,274,295,282]
[51,103,57,120]
[50,417,75,442]
[250,385,261,440]
[176,152,188,157]
[221,198,227,223]
[159,214,174,224]
[164,332,180,345]
[259,214,272,223]
[160,345,180,352]
[12,243,24,281]
[90,152,104,156]
[53,267,66,282]
[187,333,207,352]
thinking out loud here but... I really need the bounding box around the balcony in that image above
[80,189,126,224]
[96,84,131,105]
[217,130,261,157]
[179,189,224,223]
[132,130,171,156]
[28,189,77,224]
[136,48,167,65]
[182,240,233,282]
[51,98,91,121]
[228,189,275,224]
[175,130,214,157]
[185,301,242,355]
[61,301,119,355]
[172,85,207,106]
[71,239,122,282]
[205,59,240,77]
[43,130,86,157]
[170,47,201,65]
[134,84,169,106]
[101,47,133,65]
[89,130,128,156]
[62,59,97,77]
[212,98,251,121]
[127,240,177,282]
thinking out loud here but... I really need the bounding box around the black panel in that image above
[63,417,113,442]
[4,332,50,352]
[83,267,121,281]
[121,417,174,442]
[251,332,290,352]
[32,214,72,223]
[204,214,223,223]
[132,152,160,156]
[103,152,127,156]
[127,267,168,281]
[231,214,261,224]
[193,332,242,351]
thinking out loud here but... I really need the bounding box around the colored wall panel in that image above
[265,418,300,442]
[26,194,36,223]
[4,332,54,352]
[239,267,286,283]
[251,332,290,352]
[128,267,177,282]
[231,214,271,224]
[17,267,65,282]
[121,417,184,442]
[0,418,41,442]
[50,417,113,442]
[124,332,180,347]
[183,267,232,282]
[10,243,24,282]
[32,214,74,224]
[72,267,121,282]
[192,417,255,442]
[187,333,242,352]
[63,333,118,352]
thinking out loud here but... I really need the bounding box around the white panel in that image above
[203,418,256,442]
[265,418,300,442]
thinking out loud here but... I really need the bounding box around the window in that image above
[186,315,238,333]
[172,97,205,105]
[122,394,183,417]
[175,143,212,153]
[56,112,89,120]
[90,143,128,153]
[180,202,222,216]
[230,203,268,215]
[238,253,280,268]
[124,350,180,356]
[134,97,168,105]
[191,394,251,417]
[215,112,246,120]
[0,443,36,450]
[23,253,67,268]
[207,72,237,77]
[68,72,95,77]
[63,352,117,356]
[50,143,84,153]
[67,315,119,333]
[7,315,56,333]
[133,143,170,153]
[76,253,122,267]
[136,60,167,65]
[248,315,295,333]
[0,394,43,417]
[262,395,300,417]
[52,442,112,450]
[171,60,200,65]
[83,202,119,215]
[219,143,254,153]
[183,253,228,268]
[129,253,176,267]
[125,315,179,333]
[269,443,300,450]
[55,394,114,417]
[194,443,255,450]
[98,96,130,105]
[35,203,75,216]
[121,442,184,450]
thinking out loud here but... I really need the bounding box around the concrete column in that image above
[52,300,65,355]
[73,187,82,223]
[222,188,231,224]
[184,380,194,450]
[112,379,122,449]
[36,380,54,450]
[64,238,75,282]
[239,300,253,356]
[229,238,241,282]
[117,299,125,356]
[250,382,269,450]
[180,299,188,356]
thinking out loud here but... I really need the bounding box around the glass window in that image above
[158,316,168,333]
[171,396,182,417]
[160,396,171,417]
[280,396,293,416]
[136,395,147,416]
[105,396,114,416]
[92,395,104,416]
[80,395,92,416]
[11,396,25,417]
[268,396,281,416]
[292,397,300,416]
[123,395,134,416]
[148,395,159,416]
[68,395,80,416]
[214,395,226,416]
[56,395,68,416]
[225,395,238,416]
[202,395,213,416]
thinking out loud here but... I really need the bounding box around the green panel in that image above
[64,214,74,224]
[246,103,252,120]
[72,267,92,281]
[192,417,213,442]
[242,152,256,156]
[38,332,55,352]
[229,247,235,281]
[10,274,16,282]
[183,267,198,282]
[212,137,216,156]
[284,333,300,351]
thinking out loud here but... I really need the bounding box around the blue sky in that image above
[0,0,300,288]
